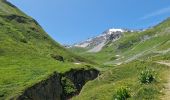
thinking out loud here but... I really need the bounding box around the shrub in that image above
[51,54,64,62]
[20,38,27,43]
[139,68,155,84]
[0,49,4,55]
[114,86,130,100]
[61,77,77,96]
[110,56,117,60]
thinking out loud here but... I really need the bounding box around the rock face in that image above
[17,73,63,100]
[15,68,99,100]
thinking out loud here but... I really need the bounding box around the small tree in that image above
[61,77,77,96]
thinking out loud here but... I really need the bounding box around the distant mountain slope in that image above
[0,0,95,99]
[71,18,170,100]
[69,18,170,65]
[100,18,170,65]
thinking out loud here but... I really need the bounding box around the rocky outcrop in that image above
[15,68,99,100]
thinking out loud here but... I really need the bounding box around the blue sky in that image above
[8,0,170,45]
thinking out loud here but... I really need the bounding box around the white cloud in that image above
[140,6,170,20]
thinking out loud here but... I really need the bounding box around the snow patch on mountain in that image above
[74,42,90,48]
[108,28,125,33]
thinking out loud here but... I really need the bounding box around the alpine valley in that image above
[0,0,170,100]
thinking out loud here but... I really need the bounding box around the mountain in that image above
[72,28,138,52]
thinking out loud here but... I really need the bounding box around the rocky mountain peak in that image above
[72,28,131,52]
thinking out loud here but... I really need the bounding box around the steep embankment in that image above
[14,68,99,100]
[0,0,97,99]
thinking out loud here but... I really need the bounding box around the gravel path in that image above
[157,61,170,100]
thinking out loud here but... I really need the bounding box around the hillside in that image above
[0,0,97,99]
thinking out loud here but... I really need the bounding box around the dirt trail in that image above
[157,61,170,100]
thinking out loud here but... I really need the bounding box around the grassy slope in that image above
[73,59,170,100]
[71,19,170,99]
[0,0,95,99]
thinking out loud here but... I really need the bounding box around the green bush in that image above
[51,54,64,62]
[114,86,130,100]
[61,77,77,96]
[139,68,155,84]
[20,38,27,43]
